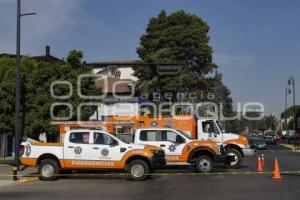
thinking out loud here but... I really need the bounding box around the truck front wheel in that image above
[195,155,214,173]
[225,148,242,168]
[127,159,150,181]
[38,159,60,181]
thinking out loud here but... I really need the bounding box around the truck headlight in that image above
[217,145,225,155]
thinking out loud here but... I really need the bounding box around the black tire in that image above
[38,159,60,181]
[127,159,150,181]
[225,148,243,169]
[195,155,214,173]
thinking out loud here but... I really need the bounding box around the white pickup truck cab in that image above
[19,129,165,181]
[197,119,255,168]
[134,128,234,173]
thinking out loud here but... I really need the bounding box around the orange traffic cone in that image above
[261,153,265,168]
[272,158,282,179]
[256,156,263,173]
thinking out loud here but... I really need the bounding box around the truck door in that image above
[198,120,222,142]
[64,131,94,167]
[212,121,223,142]
[159,130,186,157]
[138,130,186,160]
[90,131,122,162]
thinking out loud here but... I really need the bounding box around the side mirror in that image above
[109,139,118,147]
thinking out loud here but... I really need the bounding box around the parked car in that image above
[248,137,267,150]
[284,133,300,144]
[264,131,276,144]
[264,135,276,144]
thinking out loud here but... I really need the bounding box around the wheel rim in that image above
[199,159,211,171]
[41,164,55,178]
[227,152,238,166]
[131,164,145,178]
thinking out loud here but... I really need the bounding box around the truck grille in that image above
[154,150,165,157]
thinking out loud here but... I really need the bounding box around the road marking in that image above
[0,170,299,178]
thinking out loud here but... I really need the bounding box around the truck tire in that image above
[225,148,242,169]
[38,159,60,181]
[195,155,214,173]
[127,159,150,181]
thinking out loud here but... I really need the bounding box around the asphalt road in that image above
[0,145,299,200]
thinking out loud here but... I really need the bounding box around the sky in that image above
[0,0,299,117]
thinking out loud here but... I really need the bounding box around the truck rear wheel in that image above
[127,159,150,181]
[38,159,60,181]
[225,148,242,168]
[195,155,214,173]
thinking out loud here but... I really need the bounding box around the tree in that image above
[281,105,300,130]
[0,57,16,136]
[66,50,83,68]
[133,10,233,118]
[255,115,278,131]
[0,52,100,141]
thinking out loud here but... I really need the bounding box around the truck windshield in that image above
[176,130,192,139]
[216,121,225,133]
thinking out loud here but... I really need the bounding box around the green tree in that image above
[134,10,233,117]
[0,52,100,141]
[256,115,278,131]
[281,105,300,130]
[0,57,16,136]
[66,50,83,68]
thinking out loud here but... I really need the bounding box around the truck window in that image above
[69,132,90,144]
[202,122,214,133]
[176,130,192,139]
[161,131,184,143]
[213,122,221,134]
[94,132,114,145]
[140,130,161,141]
[202,121,221,135]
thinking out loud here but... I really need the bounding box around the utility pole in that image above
[288,76,296,138]
[14,0,36,181]
[285,87,289,131]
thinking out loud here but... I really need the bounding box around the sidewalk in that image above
[0,164,37,187]
[278,143,300,152]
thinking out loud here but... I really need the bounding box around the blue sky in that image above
[0,0,299,117]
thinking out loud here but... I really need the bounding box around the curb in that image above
[0,177,38,188]
[278,143,300,152]
[17,177,39,183]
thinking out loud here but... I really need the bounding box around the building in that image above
[89,63,140,122]
[88,60,138,81]
[0,45,65,63]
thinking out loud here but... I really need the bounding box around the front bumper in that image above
[242,148,256,157]
[149,151,166,169]
[216,154,236,164]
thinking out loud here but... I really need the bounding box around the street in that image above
[0,145,299,200]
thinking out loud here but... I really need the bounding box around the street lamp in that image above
[285,86,289,131]
[14,0,36,180]
[287,75,296,137]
